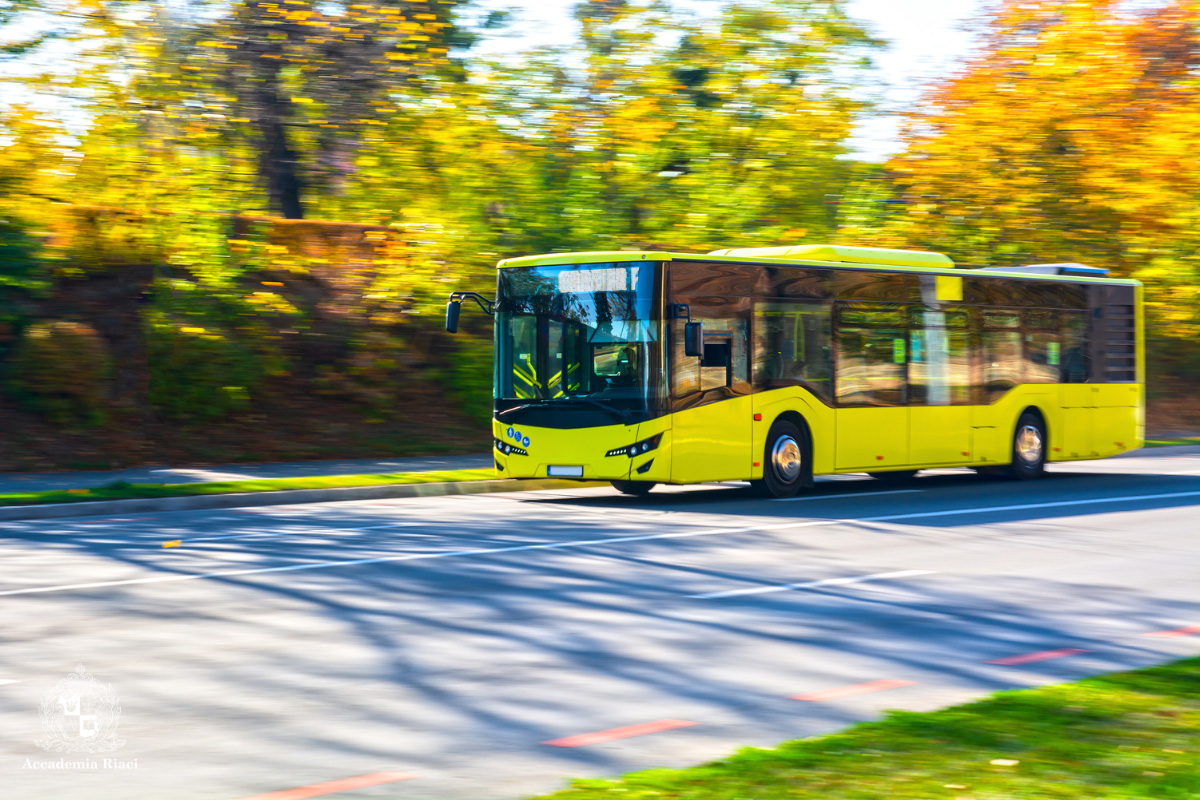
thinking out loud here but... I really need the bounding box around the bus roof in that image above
[496,246,1138,285]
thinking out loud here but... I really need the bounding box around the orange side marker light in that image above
[753,413,762,421]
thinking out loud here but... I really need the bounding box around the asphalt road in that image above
[1,452,1198,800]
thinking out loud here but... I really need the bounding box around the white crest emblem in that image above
[36,665,125,753]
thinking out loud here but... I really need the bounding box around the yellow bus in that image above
[446,244,1142,498]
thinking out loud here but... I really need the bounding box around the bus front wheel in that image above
[753,419,812,499]
[1009,411,1047,480]
[611,480,656,497]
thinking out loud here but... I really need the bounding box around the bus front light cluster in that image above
[606,434,662,458]
[495,438,528,456]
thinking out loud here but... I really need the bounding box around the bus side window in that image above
[980,310,1022,402]
[1024,310,1060,384]
[1062,311,1089,383]
[754,301,833,403]
[834,303,907,407]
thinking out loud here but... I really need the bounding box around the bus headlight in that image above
[606,434,662,458]
[495,438,528,456]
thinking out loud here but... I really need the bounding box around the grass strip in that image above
[529,657,1200,799]
[1145,436,1200,448]
[0,468,499,507]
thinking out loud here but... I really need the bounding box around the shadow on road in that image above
[0,463,1197,792]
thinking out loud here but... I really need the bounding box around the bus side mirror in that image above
[445,300,461,334]
[684,321,704,357]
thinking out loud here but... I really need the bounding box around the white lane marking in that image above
[2,488,1199,599]
[173,521,422,544]
[689,569,937,599]
[770,489,922,503]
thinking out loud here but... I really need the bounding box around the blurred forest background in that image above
[0,0,1197,469]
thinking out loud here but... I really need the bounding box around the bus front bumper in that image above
[492,419,669,482]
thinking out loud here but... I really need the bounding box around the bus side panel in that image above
[835,407,909,470]
[751,388,836,478]
[668,396,754,484]
[970,387,1055,466]
[1091,384,1141,458]
[1051,384,1140,461]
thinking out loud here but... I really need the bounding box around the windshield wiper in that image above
[498,397,632,425]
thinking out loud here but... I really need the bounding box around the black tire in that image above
[868,470,918,482]
[753,418,812,498]
[1008,411,1047,480]
[611,480,656,496]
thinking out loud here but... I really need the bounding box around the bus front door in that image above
[668,300,754,483]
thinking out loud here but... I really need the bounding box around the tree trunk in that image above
[260,112,304,219]
[251,49,305,219]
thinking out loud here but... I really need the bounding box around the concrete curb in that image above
[0,478,607,522]
[1116,444,1200,458]
[2,445,1194,522]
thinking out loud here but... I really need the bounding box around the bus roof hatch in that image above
[707,244,954,270]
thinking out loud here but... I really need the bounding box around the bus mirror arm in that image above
[446,291,495,333]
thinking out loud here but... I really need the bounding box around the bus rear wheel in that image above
[753,419,812,498]
[1009,411,1047,480]
[611,480,656,497]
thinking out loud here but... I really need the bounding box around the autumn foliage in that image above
[0,0,1197,465]
[879,0,1200,378]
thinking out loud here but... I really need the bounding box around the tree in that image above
[874,0,1200,377]
[134,0,467,218]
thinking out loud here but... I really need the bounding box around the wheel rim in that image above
[1016,424,1043,464]
[771,435,802,482]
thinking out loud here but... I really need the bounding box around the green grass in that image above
[529,658,1200,800]
[0,468,500,506]
[1144,436,1200,448]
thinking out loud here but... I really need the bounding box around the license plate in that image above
[547,465,584,478]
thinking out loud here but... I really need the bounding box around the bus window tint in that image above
[507,317,540,399]
[1062,312,1089,383]
[982,329,1022,401]
[670,296,750,401]
[833,270,918,302]
[1024,310,1060,384]
[909,309,971,405]
[755,302,833,402]
[835,305,906,406]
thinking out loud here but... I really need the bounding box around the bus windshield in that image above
[494,262,663,425]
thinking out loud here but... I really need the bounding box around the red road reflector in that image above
[541,719,697,748]
[986,648,1090,666]
[1142,625,1200,638]
[792,679,916,702]
[235,771,416,800]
